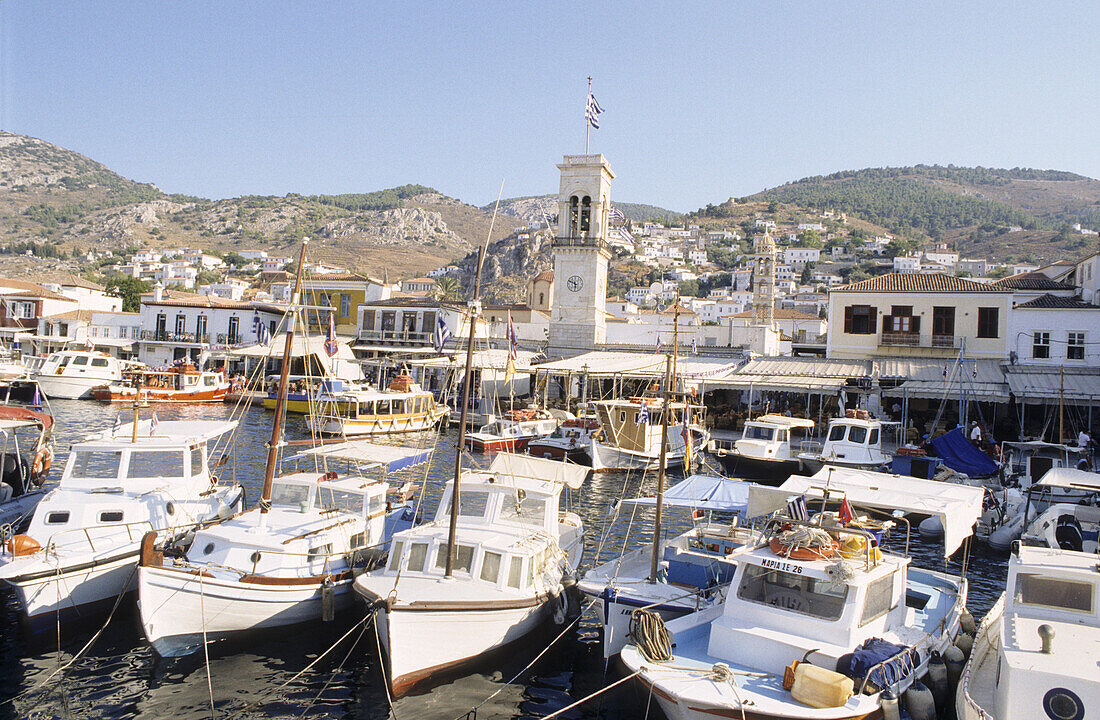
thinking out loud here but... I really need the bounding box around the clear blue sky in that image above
[2,1,1097,211]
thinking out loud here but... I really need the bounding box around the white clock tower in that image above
[548,154,614,356]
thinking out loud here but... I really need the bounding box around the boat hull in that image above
[464,436,536,453]
[715,453,800,484]
[34,375,112,400]
[3,547,140,627]
[311,412,443,437]
[91,386,228,403]
[139,566,355,657]
[590,441,686,473]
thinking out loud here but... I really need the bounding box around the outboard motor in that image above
[1055,514,1084,552]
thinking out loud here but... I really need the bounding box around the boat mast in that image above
[446,182,503,577]
[649,301,679,583]
[259,240,309,522]
[1059,364,1065,444]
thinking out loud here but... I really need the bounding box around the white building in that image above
[200,278,252,301]
[1007,294,1100,366]
[894,253,922,273]
[783,247,821,268]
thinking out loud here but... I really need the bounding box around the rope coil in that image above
[630,608,673,663]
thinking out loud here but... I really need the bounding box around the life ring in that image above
[31,446,52,479]
[769,536,840,560]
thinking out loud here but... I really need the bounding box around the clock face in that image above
[567,275,583,292]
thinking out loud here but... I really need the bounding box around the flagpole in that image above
[585,76,592,154]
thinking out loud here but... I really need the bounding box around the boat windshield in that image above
[743,425,776,441]
[736,564,849,621]
[127,450,185,479]
[459,490,490,519]
[1014,573,1094,614]
[272,483,310,507]
[828,425,846,442]
[315,487,365,515]
[69,450,123,479]
[499,495,546,528]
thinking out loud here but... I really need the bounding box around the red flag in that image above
[838,497,854,526]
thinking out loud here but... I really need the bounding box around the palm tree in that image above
[432,276,462,303]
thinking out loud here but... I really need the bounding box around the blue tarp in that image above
[623,474,752,513]
[930,428,999,477]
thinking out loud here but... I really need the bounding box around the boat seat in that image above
[1055,514,1084,552]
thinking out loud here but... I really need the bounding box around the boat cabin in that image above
[734,414,814,460]
[39,350,125,377]
[804,417,887,467]
[1002,440,1089,488]
[592,398,704,454]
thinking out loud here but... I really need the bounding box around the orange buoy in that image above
[6,534,41,556]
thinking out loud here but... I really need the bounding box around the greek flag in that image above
[691,337,698,355]
[637,399,649,425]
[585,91,603,129]
[786,495,809,521]
[610,207,625,222]
[253,311,270,345]
[543,212,556,230]
[32,384,41,409]
[433,314,452,353]
[618,226,635,244]
[112,414,122,436]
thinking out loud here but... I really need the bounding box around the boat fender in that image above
[960,608,977,636]
[917,516,943,539]
[321,577,336,622]
[5,534,41,557]
[955,632,974,659]
[552,592,567,625]
[139,531,162,568]
[902,679,936,720]
[943,644,966,691]
[879,688,900,720]
[925,651,949,710]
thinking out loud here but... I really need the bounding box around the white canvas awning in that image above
[534,350,743,382]
[486,453,587,489]
[1035,467,1100,492]
[623,475,752,513]
[709,374,848,393]
[1004,366,1100,402]
[293,441,434,472]
[778,467,984,557]
[880,359,1010,403]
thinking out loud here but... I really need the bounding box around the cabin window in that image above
[316,488,364,515]
[45,511,70,525]
[98,510,124,523]
[271,484,310,507]
[190,446,204,477]
[350,532,367,549]
[369,494,385,515]
[619,411,626,423]
[776,429,788,443]
[204,376,216,387]
[500,496,546,528]
[377,399,391,415]
[744,426,775,441]
[1014,573,1093,613]
[127,450,185,479]
[868,428,879,446]
[388,541,404,571]
[828,425,846,442]
[848,426,868,444]
[72,355,88,366]
[359,401,374,415]
[307,544,332,560]
[435,543,474,573]
[508,556,524,589]
[70,450,123,479]
[737,565,849,621]
[392,399,406,414]
[91,358,109,368]
[459,490,489,518]
[480,551,502,583]
[407,542,428,572]
[860,574,894,625]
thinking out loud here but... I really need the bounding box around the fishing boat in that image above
[307,375,449,437]
[712,414,815,483]
[137,440,427,657]
[797,413,890,473]
[32,350,139,399]
[0,418,243,628]
[463,407,560,453]
[353,453,586,698]
[91,363,229,404]
[588,397,708,473]
[578,474,757,659]
[526,416,601,462]
[956,545,1099,720]
[0,405,55,529]
[620,468,984,720]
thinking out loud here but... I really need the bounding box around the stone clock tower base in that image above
[547,154,615,357]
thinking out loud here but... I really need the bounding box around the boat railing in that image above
[798,440,823,454]
[765,516,881,571]
[44,519,157,555]
[959,594,1003,719]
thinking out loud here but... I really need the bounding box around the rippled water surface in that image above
[1,401,1009,720]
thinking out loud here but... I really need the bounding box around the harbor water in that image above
[1,401,1009,720]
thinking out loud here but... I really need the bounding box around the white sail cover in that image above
[623,475,752,513]
[779,467,984,557]
[486,453,587,489]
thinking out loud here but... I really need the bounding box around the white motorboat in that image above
[464,408,561,453]
[32,350,139,400]
[0,405,55,530]
[957,545,1099,720]
[578,474,757,659]
[798,414,889,473]
[621,468,984,720]
[588,397,708,473]
[137,441,428,656]
[353,454,585,698]
[0,419,243,629]
[712,414,814,483]
[987,467,1100,551]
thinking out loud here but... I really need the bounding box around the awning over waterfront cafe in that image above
[1003,366,1100,402]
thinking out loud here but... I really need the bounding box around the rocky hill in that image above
[0,132,520,279]
[490,196,679,224]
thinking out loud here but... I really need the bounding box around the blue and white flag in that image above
[253,311,270,345]
[32,384,41,409]
[585,91,603,129]
[543,212,556,229]
[786,495,809,522]
[618,226,635,244]
[637,399,649,425]
[610,207,625,222]
[112,414,122,436]
[691,337,698,355]
[433,314,452,353]
[149,411,159,437]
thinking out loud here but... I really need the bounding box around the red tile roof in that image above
[991,271,1076,291]
[833,272,1005,293]
[1014,294,1100,310]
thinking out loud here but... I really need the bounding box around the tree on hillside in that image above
[800,262,815,284]
[432,276,462,303]
[796,231,823,248]
[105,274,151,312]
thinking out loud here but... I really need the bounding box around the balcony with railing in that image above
[357,329,432,346]
[141,330,210,344]
[879,332,960,349]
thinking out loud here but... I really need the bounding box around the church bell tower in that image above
[548,154,614,356]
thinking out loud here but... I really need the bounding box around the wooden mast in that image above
[259,240,309,522]
[649,301,680,583]
[446,183,503,577]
